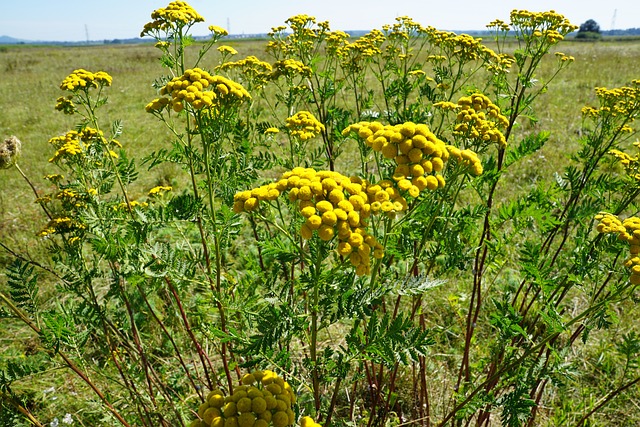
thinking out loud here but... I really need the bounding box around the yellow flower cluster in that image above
[0,135,21,169]
[595,82,639,117]
[218,45,238,55]
[486,53,517,74]
[554,52,575,62]
[209,25,228,36]
[325,30,350,56]
[453,93,509,147]
[60,69,112,91]
[300,417,322,427]
[265,15,322,59]
[48,127,105,163]
[383,16,426,40]
[191,370,296,427]
[343,121,453,197]
[217,56,273,89]
[146,68,251,113]
[595,212,640,285]
[55,95,75,114]
[233,167,384,275]
[44,174,64,183]
[285,14,317,32]
[285,111,325,141]
[115,200,148,211]
[38,217,85,238]
[270,59,312,79]
[486,19,511,32]
[141,1,204,35]
[446,145,484,176]
[56,188,84,208]
[609,141,640,181]
[337,29,385,71]
[425,30,496,62]
[509,10,578,38]
[148,185,172,196]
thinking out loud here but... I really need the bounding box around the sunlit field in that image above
[2,5,640,426]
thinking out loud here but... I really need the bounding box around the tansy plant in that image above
[3,2,640,427]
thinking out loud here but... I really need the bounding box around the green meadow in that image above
[2,30,640,426]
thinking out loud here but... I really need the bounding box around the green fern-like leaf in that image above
[6,260,39,315]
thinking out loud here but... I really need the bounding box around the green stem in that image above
[200,124,234,393]
[310,241,325,413]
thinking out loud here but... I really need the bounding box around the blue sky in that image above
[1,0,638,42]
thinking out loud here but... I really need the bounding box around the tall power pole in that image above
[610,9,617,32]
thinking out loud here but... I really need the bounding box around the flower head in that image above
[453,93,509,148]
[60,69,112,92]
[209,25,228,36]
[141,1,204,36]
[148,185,173,197]
[147,67,251,114]
[191,370,298,427]
[55,95,76,114]
[234,168,385,275]
[217,45,238,55]
[285,111,324,141]
[0,136,22,169]
[596,212,640,284]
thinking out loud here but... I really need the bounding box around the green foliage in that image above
[1,3,640,427]
[6,260,39,316]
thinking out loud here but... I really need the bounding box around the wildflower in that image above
[141,1,204,36]
[217,45,238,55]
[509,10,578,43]
[48,128,105,163]
[234,167,385,275]
[264,127,280,134]
[149,67,251,114]
[453,93,509,148]
[60,69,112,91]
[38,217,84,237]
[343,120,461,201]
[486,19,510,32]
[44,174,64,182]
[209,25,228,36]
[0,135,22,169]
[433,101,459,111]
[596,212,640,284]
[270,59,312,79]
[115,200,148,211]
[55,95,75,114]
[148,185,172,196]
[192,370,297,427]
[216,56,273,89]
[285,111,324,141]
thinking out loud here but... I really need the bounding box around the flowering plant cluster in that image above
[4,2,640,427]
[146,67,251,114]
[140,0,204,36]
[191,370,305,427]
[59,69,113,91]
[234,167,384,275]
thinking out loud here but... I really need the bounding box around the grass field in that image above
[1,39,639,253]
[2,35,640,426]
